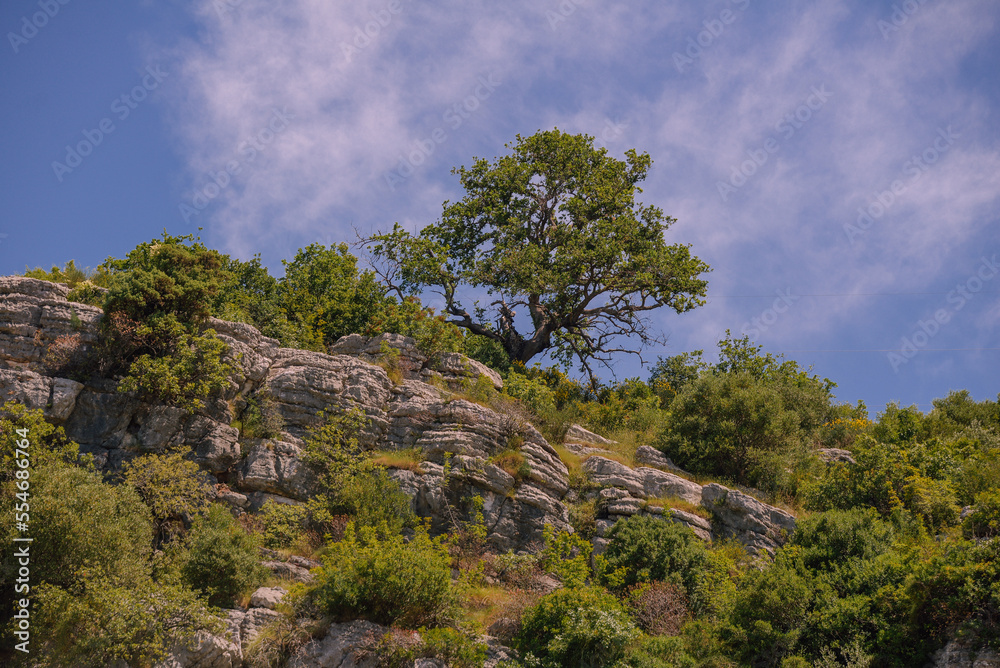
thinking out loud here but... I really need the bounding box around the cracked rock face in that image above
[0,279,570,552]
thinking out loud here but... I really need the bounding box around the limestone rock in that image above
[287,620,385,668]
[818,447,856,465]
[564,423,616,446]
[237,439,314,500]
[701,483,796,555]
[239,607,281,649]
[666,509,713,542]
[0,276,70,301]
[583,456,702,505]
[435,352,503,390]
[635,445,684,472]
[154,630,242,668]
[249,586,286,610]
[0,367,51,409]
[48,377,84,420]
[931,638,1000,668]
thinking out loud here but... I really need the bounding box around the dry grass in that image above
[460,585,541,642]
[372,448,424,472]
[490,450,526,479]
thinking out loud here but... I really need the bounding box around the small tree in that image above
[368,129,710,380]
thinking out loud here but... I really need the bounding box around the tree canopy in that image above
[368,129,710,378]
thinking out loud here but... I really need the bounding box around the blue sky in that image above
[2,0,998,415]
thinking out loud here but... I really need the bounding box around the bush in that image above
[117,327,235,413]
[503,370,558,417]
[540,526,592,588]
[258,500,311,548]
[281,242,392,350]
[601,516,709,602]
[0,403,80,482]
[658,371,821,492]
[377,627,488,668]
[311,523,456,627]
[121,448,210,543]
[239,390,285,439]
[4,462,152,590]
[963,489,1000,539]
[301,409,414,534]
[181,504,268,607]
[514,586,638,668]
[31,578,221,667]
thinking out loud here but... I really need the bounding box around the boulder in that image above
[249,586,286,610]
[564,423,616,445]
[237,439,314,500]
[931,638,1000,667]
[701,483,796,555]
[583,456,702,504]
[634,445,684,472]
[818,448,856,465]
[287,620,385,668]
[154,630,242,668]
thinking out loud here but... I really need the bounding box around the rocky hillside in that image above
[5,275,997,668]
[0,276,796,557]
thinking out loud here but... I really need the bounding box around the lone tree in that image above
[368,129,710,378]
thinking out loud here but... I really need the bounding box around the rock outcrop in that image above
[0,277,569,551]
[931,638,1000,668]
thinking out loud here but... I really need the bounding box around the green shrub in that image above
[31,578,221,668]
[514,586,638,668]
[181,504,268,607]
[503,370,558,417]
[0,403,80,482]
[963,489,1000,539]
[117,327,235,413]
[121,448,210,543]
[301,409,414,534]
[240,390,285,439]
[311,523,455,627]
[258,500,311,548]
[407,627,488,668]
[540,525,592,588]
[619,635,698,668]
[601,516,709,602]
